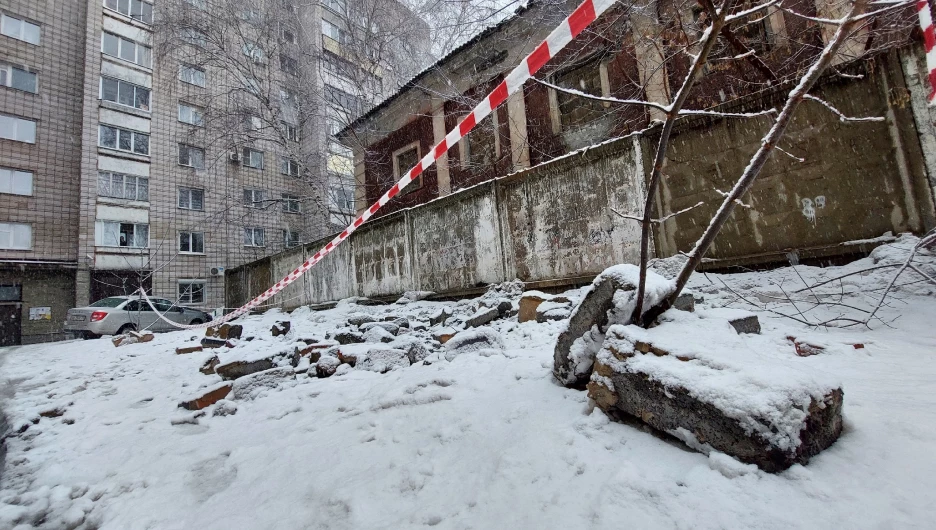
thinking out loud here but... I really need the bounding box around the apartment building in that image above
[0,0,430,345]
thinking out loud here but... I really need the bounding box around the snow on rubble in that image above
[1,235,935,529]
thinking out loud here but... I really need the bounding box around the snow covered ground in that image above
[1,235,935,529]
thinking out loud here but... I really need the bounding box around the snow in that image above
[2,236,936,528]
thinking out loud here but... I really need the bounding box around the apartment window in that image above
[322,0,347,14]
[178,231,205,253]
[283,229,300,248]
[244,227,265,247]
[1,14,40,45]
[281,157,300,177]
[392,143,422,195]
[282,122,299,142]
[179,65,206,87]
[243,188,264,208]
[178,280,206,304]
[104,0,154,25]
[243,42,264,62]
[0,64,37,93]
[100,76,150,111]
[102,32,152,68]
[282,194,301,213]
[180,28,207,48]
[331,185,354,211]
[0,114,35,143]
[282,28,296,44]
[178,187,204,210]
[279,54,298,76]
[184,0,207,11]
[322,20,348,45]
[324,85,363,117]
[242,148,264,169]
[99,125,149,155]
[0,223,31,250]
[179,144,205,168]
[98,172,148,201]
[178,102,205,126]
[243,114,262,132]
[98,221,148,248]
[0,167,33,196]
[239,9,262,24]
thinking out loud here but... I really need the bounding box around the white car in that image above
[64,296,211,339]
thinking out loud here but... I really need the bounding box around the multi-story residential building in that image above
[0,0,430,345]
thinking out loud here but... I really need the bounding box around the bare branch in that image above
[803,95,885,122]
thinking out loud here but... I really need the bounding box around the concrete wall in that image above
[0,267,76,344]
[227,48,936,311]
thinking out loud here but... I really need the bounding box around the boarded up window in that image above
[393,145,422,195]
[555,60,605,130]
[464,113,499,173]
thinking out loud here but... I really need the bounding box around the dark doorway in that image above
[90,270,152,302]
[0,284,22,346]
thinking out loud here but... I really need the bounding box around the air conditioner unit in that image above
[228,152,240,163]
[210,266,226,276]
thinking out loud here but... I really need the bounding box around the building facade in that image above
[0,0,429,345]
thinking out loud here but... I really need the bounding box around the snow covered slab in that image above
[588,312,843,472]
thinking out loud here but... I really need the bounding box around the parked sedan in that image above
[65,296,212,339]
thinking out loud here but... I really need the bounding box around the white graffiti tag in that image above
[801,195,827,225]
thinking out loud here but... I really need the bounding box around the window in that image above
[322,20,348,45]
[178,187,204,210]
[178,280,206,304]
[100,76,150,110]
[323,50,356,79]
[243,188,264,208]
[281,157,300,177]
[331,185,354,212]
[0,167,33,196]
[184,0,207,10]
[242,148,264,169]
[1,14,40,45]
[104,0,154,25]
[179,65,206,87]
[282,194,301,213]
[98,172,148,201]
[279,54,298,76]
[0,114,36,143]
[102,32,151,68]
[1,64,37,93]
[239,9,261,24]
[283,229,300,248]
[99,125,149,155]
[324,85,363,117]
[393,144,422,195]
[244,227,264,246]
[554,59,606,131]
[178,102,204,126]
[0,223,31,250]
[282,28,296,44]
[322,0,347,14]
[178,231,205,253]
[243,114,262,132]
[243,42,264,62]
[179,144,205,168]
[0,285,22,301]
[98,221,148,248]
[282,122,299,142]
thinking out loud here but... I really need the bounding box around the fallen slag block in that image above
[587,320,843,473]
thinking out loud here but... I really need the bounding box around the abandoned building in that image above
[226,0,936,310]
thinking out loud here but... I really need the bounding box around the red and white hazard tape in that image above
[142,0,618,330]
[919,0,936,103]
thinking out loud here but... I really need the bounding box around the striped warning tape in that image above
[918,0,936,103]
[141,0,618,330]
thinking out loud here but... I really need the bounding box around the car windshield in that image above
[89,297,126,308]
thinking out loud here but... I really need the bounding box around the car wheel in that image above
[189,319,204,326]
[81,331,100,340]
[116,324,136,335]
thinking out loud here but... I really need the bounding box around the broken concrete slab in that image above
[215,357,276,380]
[200,338,230,349]
[206,324,243,340]
[271,321,292,337]
[315,356,340,378]
[358,348,410,373]
[465,307,499,328]
[536,301,572,323]
[428,307,452,326]
[199,355,219,375]
[346,313,376,327]
[673,293,695,312]
[179,383,233,411]
[518,292,550,323]
[231,367,296,400]
[363,326,395,344]
[432,327,457,344]
[444,327,504,361]
[359,321,400,335]
[212,399,237,416]
[588,323,843,473]
[112,331,154,347]
[730,316,761,335]
[176,345,204,355]
[329,328,365,344]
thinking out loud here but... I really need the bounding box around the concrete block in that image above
[518,293,549,323]
[465,307,499,328]
[176,345,204,355]
[179,383,233,411]
[360,321,400,335]
[271,321,291,337]
[215,357,276,380]
[730,316,761,335]
[315,356,340,378]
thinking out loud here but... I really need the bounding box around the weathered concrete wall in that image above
[227,47,936,310]
[269,246,307,310]
[408,182,505,292]
[0,268,76,344]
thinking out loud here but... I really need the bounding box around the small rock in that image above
[199,355,220,375]
[444,327,504,361]
[112,331,154,347]
[296,343,332,363]
[206,324,243,340]
[200,337,230,349]
[428,307,452,326]
[359,348,410,373]
[231,367,296,400]
[177,345,204,355]
[787,336,825,357]
[363,326,395,344]
[465,307,499,328]
[393,337,432,364]
[346,313,376,327]
[315,356,340,378]
[360,321,400,335]
[212,399,238,416]
[673,293,695,312]
[215,357,276,380]
[271,321,292,337]
[432,327,457,344]
[329,328,365,344]
[179,383,233,411]
[730,315,761,335]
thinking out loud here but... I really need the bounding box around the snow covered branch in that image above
[803,95,885,122]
